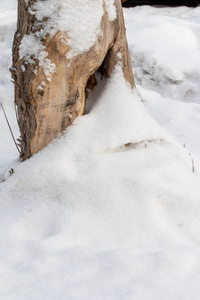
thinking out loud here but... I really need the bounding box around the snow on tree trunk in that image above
[11,0,135,160]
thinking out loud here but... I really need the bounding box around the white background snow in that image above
[1,1,200,299]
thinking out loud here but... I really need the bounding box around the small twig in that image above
[0,103,20,153]
[9,168,14,176]
[192,158,194,173]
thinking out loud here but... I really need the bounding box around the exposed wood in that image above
[11,0,135,160]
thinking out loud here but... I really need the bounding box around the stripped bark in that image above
[11,0,135,160]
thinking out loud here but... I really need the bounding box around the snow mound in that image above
[137,85,200,157]
[1,68,200,300]
[124,6,200,103]
[61,67,170,155]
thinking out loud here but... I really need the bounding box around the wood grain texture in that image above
[11,0,135,160]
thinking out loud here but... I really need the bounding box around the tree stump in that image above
[11,0,135,160]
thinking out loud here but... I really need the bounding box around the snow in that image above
[1,1,200,300]
[0,0,19,168]
[104,0,117,21]
[23,0,104,60]
[20,0,117,69]
[19,33,56,80]
[124,5,200,103]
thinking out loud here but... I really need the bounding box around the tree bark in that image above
[11,0,134,160]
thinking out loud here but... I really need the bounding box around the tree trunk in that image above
[11,0,135,161]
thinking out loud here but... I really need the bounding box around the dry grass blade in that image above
[0,103,20,154]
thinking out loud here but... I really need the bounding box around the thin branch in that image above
[0,103,20,153]
[192,158,194,173]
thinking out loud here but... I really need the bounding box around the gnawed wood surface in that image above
[11,0,135,160]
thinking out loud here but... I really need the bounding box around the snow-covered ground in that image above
[1,1,200,299]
